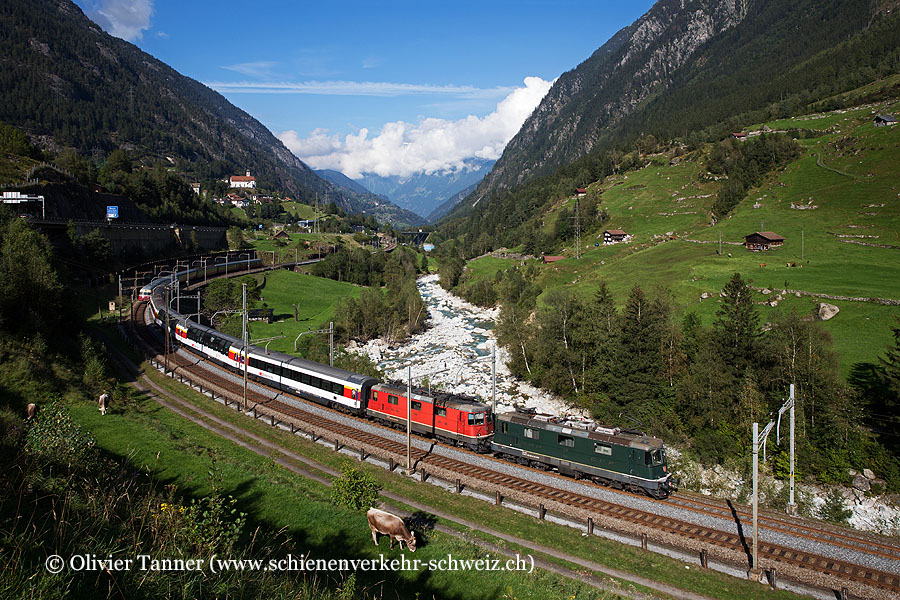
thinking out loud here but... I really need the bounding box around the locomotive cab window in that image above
[388,395,399,405]
[648,449,663,465]
[524,428,539,440]
[411,401,422,411]
[468,412,485,426]
[435,407,446,417]
[558,434,574,448]
[594,442,612,456]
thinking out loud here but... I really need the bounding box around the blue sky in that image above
[75,0,654,177]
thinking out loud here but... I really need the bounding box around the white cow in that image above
[366,508,416,552]
[99,392,110,416]
[26,403,36,420]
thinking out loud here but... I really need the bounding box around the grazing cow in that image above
[366,508,416,552]
[98,392,110,416]
[26,403,36,420]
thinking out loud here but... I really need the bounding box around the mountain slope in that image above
[354,159,495,219]
[0,0,419,225]
[465,0,888,211]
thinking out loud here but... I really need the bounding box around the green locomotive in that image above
[491,410,678,499]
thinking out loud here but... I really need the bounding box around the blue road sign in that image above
[106,206,119,219]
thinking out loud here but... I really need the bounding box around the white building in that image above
[229,170,256,189]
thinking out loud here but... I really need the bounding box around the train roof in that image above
[496,410,663,450]
[372,382,490,412]
[176,320,376,386]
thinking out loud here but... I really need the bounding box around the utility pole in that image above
[118,273,123,323]
[801,231,805,261]
[329,321,334,367]
[242,283,248,412]
[719,231,723,256]
[752,419,775,577]
[164,287,170,374]
[777,384,797,515]
[491,344,497,415]
[407,365,412,475]
[572,197,581,259]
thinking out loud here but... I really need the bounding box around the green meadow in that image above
[473,97,900,375]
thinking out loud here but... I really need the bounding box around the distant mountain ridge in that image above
[0,0,422,226]
[462,0,889,214]
[353,159,495,220]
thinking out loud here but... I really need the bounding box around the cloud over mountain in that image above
[80,0,153,41]
[278,76,553,179]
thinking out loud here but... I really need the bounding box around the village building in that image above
[730,132,747,140]
[191,183,201,195]
[603,229,630,244]
[271,229,290,241]
[874,115,898,127]
[542,255,566,264]
[229,170,256,189]
[744,231,785,251]
[575,188,587,197]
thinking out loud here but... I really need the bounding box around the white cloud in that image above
[83,0,154,42]
[278,76,553,179]
[222,61,279,79]
[206,80,515,98]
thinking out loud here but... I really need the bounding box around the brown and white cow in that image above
[98,393,110,416]
[366,508,416,552]
[26,403,36,420]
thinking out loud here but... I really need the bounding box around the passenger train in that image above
[144,255,677,496]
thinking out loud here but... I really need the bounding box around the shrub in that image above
[330,462,382,511]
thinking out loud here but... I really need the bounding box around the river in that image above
[349,274,577,416]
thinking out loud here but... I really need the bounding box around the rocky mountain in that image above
[353,159,495,220]
[463,0,887,211]
[426,181,479,223]
[314,169,426,226]
[0,0,419,225]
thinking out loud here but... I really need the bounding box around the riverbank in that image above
[349,274,579,416]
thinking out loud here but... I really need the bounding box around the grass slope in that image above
[514,95,900,376]
[245,270,361,355]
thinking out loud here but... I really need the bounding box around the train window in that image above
[388,395,399,405]
[435,407,446,417]
[652,449,663,465]
[558,435,574,448]
[594,443,612,456]
[468,413,485,426]
[411,401,422,411]
[332,382,343,394]
[501,422,508,434]
[524,428,539,440]
[301,373,311,385]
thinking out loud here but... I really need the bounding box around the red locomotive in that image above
[366,383,493,452]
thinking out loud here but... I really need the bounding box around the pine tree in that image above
[614,285,666,419]
[714,273,760,378]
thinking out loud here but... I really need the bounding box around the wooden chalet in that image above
[271,229,290,240]
[542,255,565,264]
[730,132,747,140]
[744,231,785,251]
[603,229,629,244]
[575,188,587,196]
[874,115,898,127]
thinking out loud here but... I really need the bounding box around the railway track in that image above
[131,302,900,599]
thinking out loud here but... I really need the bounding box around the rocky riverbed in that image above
[349,274,578,416]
